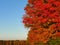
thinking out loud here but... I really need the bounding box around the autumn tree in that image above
[23,0,60,45]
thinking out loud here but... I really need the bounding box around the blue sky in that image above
[0,0,29,40]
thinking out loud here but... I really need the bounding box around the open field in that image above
[0,40,30,45]
[0,40,60,45]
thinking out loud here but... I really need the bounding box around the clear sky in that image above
[0,0,29,40]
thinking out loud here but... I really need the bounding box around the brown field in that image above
[1,40,59,45]
[0,40,30,45]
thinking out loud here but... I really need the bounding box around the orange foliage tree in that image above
[23,0,60,44]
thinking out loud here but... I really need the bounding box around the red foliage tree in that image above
[23,0,60,44]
